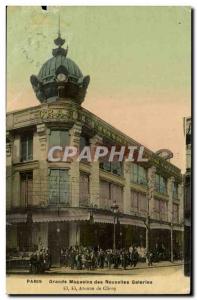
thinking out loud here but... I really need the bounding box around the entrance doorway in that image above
[48,222,69,266]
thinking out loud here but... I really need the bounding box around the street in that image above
[44,261,183,275]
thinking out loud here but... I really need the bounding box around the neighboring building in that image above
[6,32,184,265]
[183,117,191,276]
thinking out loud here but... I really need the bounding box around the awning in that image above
[150,222,171,230]
[119,217,146,228]
[6,213,27,224]
[93,214,114,224]
[32,209,90,223]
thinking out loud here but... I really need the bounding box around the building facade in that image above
[6,32,184,266]
[183,117,191,276]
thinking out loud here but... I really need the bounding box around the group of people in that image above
[29,245,160,273]
[60,245,141,270]
[29,248,51,274]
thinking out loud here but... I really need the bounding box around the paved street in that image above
[45,261,183,275]
[7,260,184,275]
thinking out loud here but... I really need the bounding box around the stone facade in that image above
[6,100,184,265]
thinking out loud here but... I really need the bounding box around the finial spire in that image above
[58,14,60,36]
[52,14,68,57]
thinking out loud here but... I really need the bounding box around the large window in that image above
[173,182,179,199]
[173,203,179,223]
[155,174,167,194]
[100,161,122,176]
[154,199,168,221]
[131,164,147,185]
[79,173,90,207]
[130,190,147,215]
[20,172,33,207]
[48,169,69,205]
[99,181,123,211]
[48,130,69,148]
[21,134,33,162]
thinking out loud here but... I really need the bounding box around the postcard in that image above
[6,6,191,295]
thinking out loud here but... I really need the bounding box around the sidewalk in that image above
[7,260,183,275]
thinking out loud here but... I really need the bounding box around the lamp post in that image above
[111,201,119,251]
[170,222,174,263]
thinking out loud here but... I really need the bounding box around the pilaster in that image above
[167,176,175,223]
[89,135,102,208]
[123,161,131,213]
[147,166,156,218]
[69,122,82,207]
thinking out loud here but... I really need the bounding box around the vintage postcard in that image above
[6,6,191,295]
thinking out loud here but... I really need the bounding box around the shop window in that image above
[21,134,33,162]
[79,173,90,207]
[20,172,33,207]
[48,169,69,205]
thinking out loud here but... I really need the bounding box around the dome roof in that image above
[30,32,90,105]
[38,55,83,84]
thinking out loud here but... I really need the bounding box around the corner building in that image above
[6,33,184,265]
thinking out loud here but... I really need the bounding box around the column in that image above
[89,135,103,208]
[35,124,48,206]
[178,182,184,224]
[12,134,20,164]
[12,172,20,207]
[167,176,175,262]
[32,223,48,250]
[146,166,156,259]
[69,122,82,207]
[123,161,131,213]
[69,223,80,247]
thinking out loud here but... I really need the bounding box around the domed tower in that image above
[30,30,90,105]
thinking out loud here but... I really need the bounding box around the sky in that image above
[7,6,191,172]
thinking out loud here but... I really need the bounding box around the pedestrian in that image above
[147,250,154,267]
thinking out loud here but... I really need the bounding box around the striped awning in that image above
[32,210,90,223]
[6,213,27,224]
[93,214,114,224]
[119,217,146,228]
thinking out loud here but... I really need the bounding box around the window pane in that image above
[111,161,122,176]
[79,173,89,207]
[60,131,69,147]
[103,161,111,172]
[139,193,147,212]
[49,131,60,147]
[100,181,110,209]
[59,170,69,204]
[21,135,33,162]
[20,172,33,207]
[131,190,138,212]
[27,137,33,160]
[111,184,123,211]
[48,170,59,204]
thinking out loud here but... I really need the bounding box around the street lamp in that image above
[111,201,119,251]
